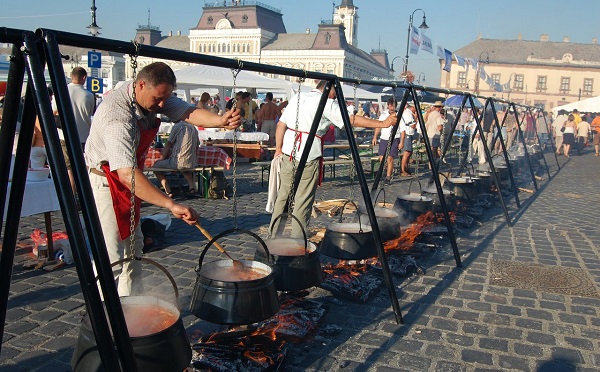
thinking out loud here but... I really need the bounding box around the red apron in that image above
[290,129,324,186]
[101,121,160,240]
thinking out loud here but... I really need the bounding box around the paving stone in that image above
[515,318,543,331]
[526,331,556,345]
[493,327,523,340]
[513,342,544,357]
[498,355,531,371]
[558,313,588,325]
[461,349,493,365]
[462,322,490,336]
[479,337,509,352]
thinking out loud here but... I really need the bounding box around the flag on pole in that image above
[409,27,421,55]
[436,45,445,59]
[479,67,487,81]
[454,54,466,68]
[420,33,433,54]
[443,49,452,72]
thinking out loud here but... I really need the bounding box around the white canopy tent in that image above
[552,96,600,115]
[173,64,294,109]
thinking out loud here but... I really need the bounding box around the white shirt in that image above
[400,108,416,136]
[279,89,345,162]
[378,110,401,140]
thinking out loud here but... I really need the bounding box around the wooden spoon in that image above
[194,222,244,269]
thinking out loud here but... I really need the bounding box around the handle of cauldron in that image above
[340,200,363,233]
[197,228,272,269]
[268,213,309,255]
[408,177,423,195]
[103,257,180,308]
[372,187,387,208]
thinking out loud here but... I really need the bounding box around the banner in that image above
[494,83,503,92]
[409,27,421,55]
[454,54,466,68]
[421,33,433,54]
[436,45,445,59]
[443,49,453,72]
[479,67,487,81]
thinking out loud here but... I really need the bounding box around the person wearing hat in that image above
[425,101,445,160]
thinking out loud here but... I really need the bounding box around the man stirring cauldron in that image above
[85,62,241,296]
[269,80,397,238]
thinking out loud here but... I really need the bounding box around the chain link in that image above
[230,59,243,229]
[128,41,140,255]
[286,72,306,214]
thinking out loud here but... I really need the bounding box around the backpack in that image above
[208,170,233,199]
[141,218,166,253]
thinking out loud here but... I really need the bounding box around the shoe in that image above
[187,189,198,199]
[384,177,391,185]
[595,153,599,156]
[401,172,411,177]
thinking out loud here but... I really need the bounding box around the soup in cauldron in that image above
[121,303,179,338]
[203,265,269,282]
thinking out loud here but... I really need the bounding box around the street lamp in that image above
[417,72,426,84]
[466,79,476,90]
[390,56,402,73]
[87,0,101,36]
[474,51,490,95]
[403,8,429,74]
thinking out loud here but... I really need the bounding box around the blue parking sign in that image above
[87,77,103,94]
[88,51,102,68]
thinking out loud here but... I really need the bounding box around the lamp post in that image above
[390,56,402,73]
[473,51,489,95]
[506,72,516,100]
[417,72,426,84]
[87,0,101,36]
[403,8,428,75]
[466,79,475,90]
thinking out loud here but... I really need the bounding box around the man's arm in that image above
[351,113,397,129]
[180,106,241,130]
[273,120,287,157]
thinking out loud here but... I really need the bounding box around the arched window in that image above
[324,32,331,44]
[242,14,248,23]
[222,43,227,53]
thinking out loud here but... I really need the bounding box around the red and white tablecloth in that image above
[144,146,232,170]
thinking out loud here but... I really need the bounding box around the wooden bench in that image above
[146,166,225,198]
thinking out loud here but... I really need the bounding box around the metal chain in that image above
[230,59,243,230]
[128,41,140,255]
[286,71,306,214]
[349,80,361,199]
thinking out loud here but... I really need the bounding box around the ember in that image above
[320,261,382,302]
[192,294,325,371]
[384,211,452,252]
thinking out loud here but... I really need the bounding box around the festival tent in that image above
[443,94,484,108]
[552,96,600,115]
[173,64,294,107]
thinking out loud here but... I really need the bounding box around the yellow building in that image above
[442,34,600,110]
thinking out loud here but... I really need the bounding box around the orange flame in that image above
[383,211,454,251]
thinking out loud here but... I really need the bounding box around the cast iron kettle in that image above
[358,188,401,242]
[190,228,280,325]
[320,200,378,260]
[394,178,434,224]
[71,257,191,372]
[256,213,322,291]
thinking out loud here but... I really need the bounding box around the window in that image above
[583,78,593,94]
[491,74,500,84]
[514,74,524,91]
[457,72,467,87]
[560,77,570,93]
[207,16,213,25]
[102,69,108,78]
[242,14,248,23]
[536,75,547,91]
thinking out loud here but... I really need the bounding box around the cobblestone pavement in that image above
[1,145,600,371]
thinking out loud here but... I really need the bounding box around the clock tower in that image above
[333,0,358,46]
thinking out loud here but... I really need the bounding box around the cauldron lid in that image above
[397,194,432,202]
[326,222,373,233]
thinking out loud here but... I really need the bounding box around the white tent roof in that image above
[173,64,293,95]
[552,96,600,115]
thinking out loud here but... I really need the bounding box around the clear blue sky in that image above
[2,0,599,87]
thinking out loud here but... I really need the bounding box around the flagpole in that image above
[474,51,489,95]
[403,8,428,76]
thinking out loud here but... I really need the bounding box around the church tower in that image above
[333,0,358,46]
